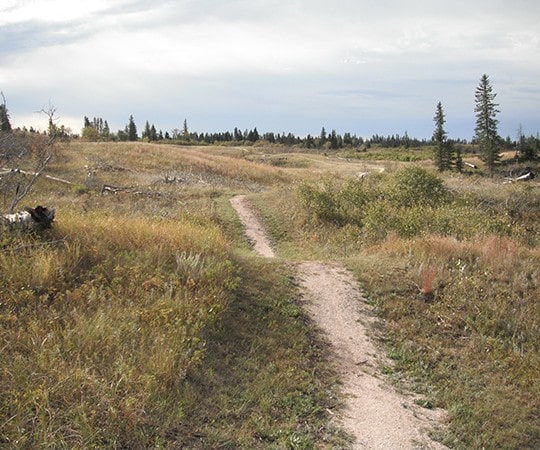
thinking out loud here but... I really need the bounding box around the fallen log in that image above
[464,162,478,169]
[2,205,55,230]
[504,171,535,184]
[515,171,535,181]
[101,184,123,194]
[0,168,73,185]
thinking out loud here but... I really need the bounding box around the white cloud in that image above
[2,0,540,137]
[0,0,112,24]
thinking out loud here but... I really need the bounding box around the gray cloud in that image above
[1,0,539,138]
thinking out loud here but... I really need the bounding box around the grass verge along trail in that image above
[230,195,447,449]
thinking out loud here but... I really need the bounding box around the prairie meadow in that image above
[1,140,538,448]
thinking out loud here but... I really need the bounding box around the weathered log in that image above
[515,171,535,182]
[0,168,73,185]
[464,162,478,169]
[2,205,55,230]
[101,184,122,194]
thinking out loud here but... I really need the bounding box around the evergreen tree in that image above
[305,134,315,148]
[247,128,260,142]
[127,115,138,141]
[455,145,464,172]
[516,125,538,161]
[329,129,339,149]
[150,124,157,142]
[142,121,151,139]
[234,127,242,141]
[103,120,110,138]
[474,74,501,176]
[433,102,448,171]
[182,119,189,140]
[403,131,410,150]
[319,127,327,147]
[0,93,12,132]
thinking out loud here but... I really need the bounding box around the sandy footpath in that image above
[230,195,447,449]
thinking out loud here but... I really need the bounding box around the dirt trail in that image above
[230,195,447,449]
[230,195,275,258]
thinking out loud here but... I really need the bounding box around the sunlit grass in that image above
[2,140,538,448]
[257,168,540,449]
[0,205,236,447]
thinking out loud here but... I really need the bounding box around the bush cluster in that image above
[298,166,537,245]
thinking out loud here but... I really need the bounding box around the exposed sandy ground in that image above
[230,195,275,258]
[230,195,447,449]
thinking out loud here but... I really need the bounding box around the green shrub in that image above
[298,178,343,224]
[389,166,449,207]
[296,166,535,246]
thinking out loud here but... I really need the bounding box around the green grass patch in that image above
[174,256,349,448]
[342,146,434,162]
[296,166,538,246]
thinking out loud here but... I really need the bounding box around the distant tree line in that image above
[78,115,448,151]
[77,107,539,171]
[5,73,539,177]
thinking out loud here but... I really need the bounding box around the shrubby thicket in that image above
[298,166,538,246]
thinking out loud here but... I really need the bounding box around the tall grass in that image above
[48,142,293,191]
[259,166,539,448]
[0,211,236,448]
[366,234,540,449]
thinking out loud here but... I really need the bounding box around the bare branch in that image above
[7,151,53,213]
[1,101,59,213]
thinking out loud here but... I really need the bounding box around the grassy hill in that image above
[1,141,538,448]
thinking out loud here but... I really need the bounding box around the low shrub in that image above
[297,166,532,244]
[388,166,449,207]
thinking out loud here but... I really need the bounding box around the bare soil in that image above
[230,195,275,258]
[230,195,447,449]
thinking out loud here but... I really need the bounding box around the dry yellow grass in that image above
[2,140,538,448]
[0,200,236,447]
[255,167,539,449]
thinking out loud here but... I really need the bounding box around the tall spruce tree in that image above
[474,74,501,176]
[182,119,189,140]
[455,145,464,172]
[432,102,447,171]
[0,93,12,132]
[150,124,157,141]
[143,120,151,140]
[329,129,339,149]
[127,115,138,141]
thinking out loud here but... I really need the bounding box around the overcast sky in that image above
[1,0,539,139]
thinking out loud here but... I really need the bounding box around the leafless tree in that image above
[0,100,59,213]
